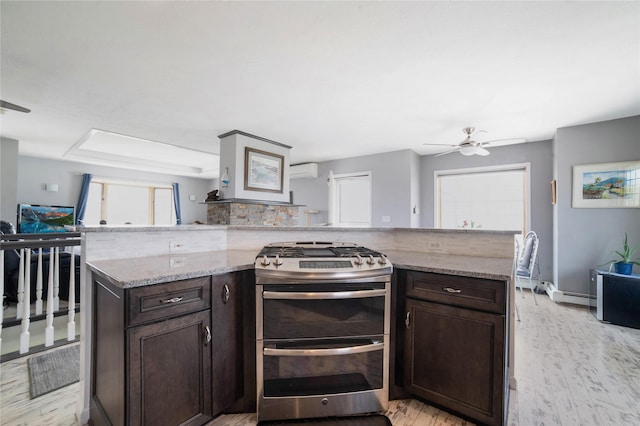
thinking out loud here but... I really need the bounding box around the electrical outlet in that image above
[382,216,391,223]
[170,241,185,252]
[170,257,185,268]
[428,241,440,249]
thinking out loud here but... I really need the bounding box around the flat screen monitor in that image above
[17,204,75,233]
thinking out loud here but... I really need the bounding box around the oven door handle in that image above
[263,341,384,357]
[262,289,386,300]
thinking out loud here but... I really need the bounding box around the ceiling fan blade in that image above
[423,143,458,147]
[0,100,31,113]
[476,147,490,156]
[434,149,458,157]
[480,137,527,147]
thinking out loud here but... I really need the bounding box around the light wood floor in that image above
[2,292,640,425]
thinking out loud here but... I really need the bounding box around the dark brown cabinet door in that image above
[211,273,243,415]
[226,270,257,414]
[404,297,505,426]
[128,310,213,426]
[91,278,126,426]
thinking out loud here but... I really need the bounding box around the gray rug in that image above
[28,344,80,399]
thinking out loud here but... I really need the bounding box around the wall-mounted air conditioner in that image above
[290,163,318,179]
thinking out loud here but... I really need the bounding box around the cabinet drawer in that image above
[128,276,211,326]
[406,271,505,314]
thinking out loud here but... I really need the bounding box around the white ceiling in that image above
[1,1,639,179]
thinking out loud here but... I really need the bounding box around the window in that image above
[435,164,530,232]
[84,179,176,226]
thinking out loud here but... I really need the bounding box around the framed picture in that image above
[572,161,640,208]
[244,147,284,193]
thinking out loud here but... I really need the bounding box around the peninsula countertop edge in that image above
[86,249,513,289]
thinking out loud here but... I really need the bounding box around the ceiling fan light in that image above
[459,146,478,156]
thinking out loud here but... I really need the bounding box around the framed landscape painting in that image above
[572,161,640,208]
[244,147,284,193]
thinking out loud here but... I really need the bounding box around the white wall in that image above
[554,115,640,294]
[290,149,417,228]
[410,150,421,228]
[15,156,215,225]
[1,137,19,222]
[218,132,291,203]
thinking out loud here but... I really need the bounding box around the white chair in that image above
[513,239,521,321]
[515,231,539,305]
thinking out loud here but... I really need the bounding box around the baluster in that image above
[16,248,24,320]
[19,249,32,353]
[45,248,55,347]
[67,252,76,341]
[35,248,44,315]
[1,248,4,353]
[53,246,60,311]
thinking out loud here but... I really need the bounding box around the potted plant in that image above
[599,233,640,275]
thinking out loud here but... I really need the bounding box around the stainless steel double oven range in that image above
[255,242,393,422]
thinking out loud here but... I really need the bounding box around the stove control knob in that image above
[378,255,388,265]
[367,255,376,265]
[354,254,364,265]
[261,255,271,266]
[273,254,283,267]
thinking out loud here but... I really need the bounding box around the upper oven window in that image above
[262,282,386,340]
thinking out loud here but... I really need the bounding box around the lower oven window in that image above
[262,338,384,398]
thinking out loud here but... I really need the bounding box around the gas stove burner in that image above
[255,241,392,279]
[257,241,382,259]
[331,246,382,257]
[261,246,305,257]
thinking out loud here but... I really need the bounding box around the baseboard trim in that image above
[544,281,563,302]
[543,281,590,306]
[0,337,79,363]
[79,407,90,425]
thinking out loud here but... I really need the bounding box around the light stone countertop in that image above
[87,250,257,288]
[77,224,518,235]
[87,248,513,289]
[384,250,513,281]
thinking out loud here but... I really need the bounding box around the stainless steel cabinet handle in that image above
[264,341,384,357]
[263,289,386,300]
[204,326,211,345]
[405,311,411,328]
[161,296,184,304]
[443,287,462,294]
[222,284,230,304]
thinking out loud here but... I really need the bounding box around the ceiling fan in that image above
[424,127,525,157]
[0,100,31,113]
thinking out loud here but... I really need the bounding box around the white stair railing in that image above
[67,252,76,341]
[19,249,32,353]
[35,248,43,315]
[1,232,82,357]
[16,249,24,320]
[44,247,56,348]
[53,247,60,311]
